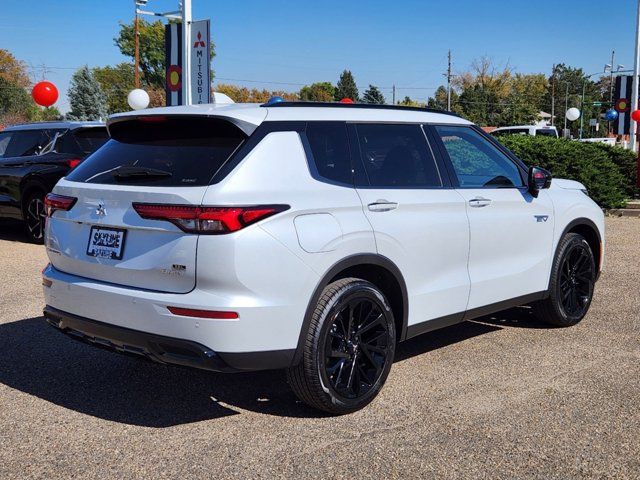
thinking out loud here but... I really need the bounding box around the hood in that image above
[551,178,586,191]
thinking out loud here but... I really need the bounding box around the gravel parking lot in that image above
[0,217,638,479]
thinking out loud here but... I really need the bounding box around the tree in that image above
[427,85,462,113]
[362,85,385,104]
[215,84,298,103]
[93,63,135,114]
[66,66,107,121]
[0,49,30,88]
[299,82,335,102]
[0,76,32,121]
[397,96,424,107]
[335,70,359,102]
[546,64,597,136]
[115,19,216,89]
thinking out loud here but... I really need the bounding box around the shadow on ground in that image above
[0,309,546,427]
[0,220,30,243]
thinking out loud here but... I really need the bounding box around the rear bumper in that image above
[44,306,294,372]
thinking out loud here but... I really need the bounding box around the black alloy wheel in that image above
[287,278,396,414]
[24,192,46,244]
[557,241,595,319]
[534,233,596,327]
[322,297,391,400]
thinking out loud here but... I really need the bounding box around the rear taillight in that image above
[132,203,289,234]
[67,158,82,169]
[44,193,77,217]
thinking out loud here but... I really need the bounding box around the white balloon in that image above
[127,89,150,110]
[566,107,581,122]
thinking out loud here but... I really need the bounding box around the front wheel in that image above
[534,233,596,327]
[287,278,396,415]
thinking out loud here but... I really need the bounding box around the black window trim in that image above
[349,122,451,190]
[426,123,529,190]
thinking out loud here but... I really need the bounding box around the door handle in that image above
[468,197,492,208]
[367,200,398,212]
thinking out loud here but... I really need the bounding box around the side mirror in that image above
[528,166,552,197]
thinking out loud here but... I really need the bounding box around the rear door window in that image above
[66,117,247,186]
[355,123,442,188]
[71,128,109,155]
[305,122,353,185]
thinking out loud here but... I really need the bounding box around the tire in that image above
[534,233,596,327]
[287,278,396,415]
[23,190,46,244]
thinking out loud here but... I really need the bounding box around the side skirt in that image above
[404,291,548,341]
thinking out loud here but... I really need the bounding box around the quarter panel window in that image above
[0,132,12,157]
[435,125,524,188]
[305,122,353,185]
[355,124,441,188]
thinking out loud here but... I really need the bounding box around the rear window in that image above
[66,117,247,186]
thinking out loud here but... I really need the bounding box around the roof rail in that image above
[260,101,462,118]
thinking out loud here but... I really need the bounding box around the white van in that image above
[492,125,559,138]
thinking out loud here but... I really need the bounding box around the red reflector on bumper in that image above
[167,307,239,320]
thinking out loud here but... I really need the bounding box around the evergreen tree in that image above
[335,70,359,102]
[362,85,385,104]
[67,66,107,121]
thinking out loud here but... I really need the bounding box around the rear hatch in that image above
[45,115,249,293]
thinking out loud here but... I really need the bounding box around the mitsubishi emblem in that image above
[95,204,106,216]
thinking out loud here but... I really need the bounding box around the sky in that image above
[1,0,639,113]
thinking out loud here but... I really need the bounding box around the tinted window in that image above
[492,128,529,136]
[0,132,12,157]
[4,130,44,157]
[71,128,109,155]
[355,124,441,188]
[66,117,246,186]
[435,125,524,188]
[306,122,352,185]
[535,129,557,137]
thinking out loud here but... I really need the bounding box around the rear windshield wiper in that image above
[112,166,173,180]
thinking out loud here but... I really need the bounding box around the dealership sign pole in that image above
[631,0,640,153]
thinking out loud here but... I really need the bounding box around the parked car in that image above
[0,121,108,242]
[492,125,559,138]
[42,102,604,414]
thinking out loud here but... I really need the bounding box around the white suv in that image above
[42,101,604,414]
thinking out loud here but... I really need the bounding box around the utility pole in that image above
[446,50,452,111]
[392,84,396,105]
[632,0,640,154]
[134,3,140,88]
[551,64,556,128]
[609,50,616,106]
[564,82,569,134]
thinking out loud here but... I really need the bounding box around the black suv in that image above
[0,122,108,242]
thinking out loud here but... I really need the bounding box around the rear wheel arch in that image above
[292,254,408,367]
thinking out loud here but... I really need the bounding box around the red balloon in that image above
[631,110,640,122]
[32,81,58,107]
[339,98,354,104]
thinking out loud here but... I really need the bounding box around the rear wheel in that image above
[534,233,596,327]
[23,190,46,244]
[287,278,396,414]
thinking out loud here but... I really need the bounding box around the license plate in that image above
[86,226,126,260]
